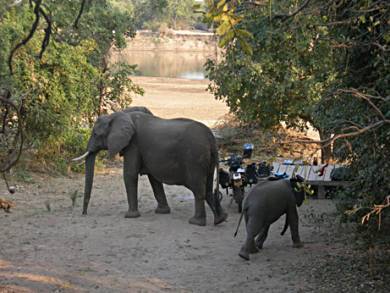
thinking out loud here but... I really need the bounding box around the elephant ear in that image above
[107,112,135,158]
[290,175,305,207]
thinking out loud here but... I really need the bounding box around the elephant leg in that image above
[123,150,141,218]
[123,175,140,218]
[205,190,227,225]
[189,186,207,226]
[239,218,261,260]
[288,207,303,248]
[255,224,270,249]
[205,167,227,225]
[147,174,170,214]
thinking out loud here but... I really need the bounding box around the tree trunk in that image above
[319,129,332,163]
[97,67,108,116]
[97,55,109,116]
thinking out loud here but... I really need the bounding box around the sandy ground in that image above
[0,168,339,293]
[130,76,229,127]
[0,77,349,292]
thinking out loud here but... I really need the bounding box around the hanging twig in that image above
[1,90,11,134]
[0,95,24,173]
[273,0,312,21]
[361,195,390,231]
[73,0,88,29]
[8,0,43,74]
[38,5,52,59]
[8,0,53,73]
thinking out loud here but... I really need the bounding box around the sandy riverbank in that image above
[130,76,229,127]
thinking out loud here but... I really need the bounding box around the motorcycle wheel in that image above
[232,186,244,213]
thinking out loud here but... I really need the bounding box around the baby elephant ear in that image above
[107,112,135,158]
[290,175,305,207]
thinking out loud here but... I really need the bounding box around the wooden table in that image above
[271,162,351,198]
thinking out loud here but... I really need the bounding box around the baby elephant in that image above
[235,176,305,260]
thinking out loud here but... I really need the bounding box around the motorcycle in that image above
[219,143,257,212]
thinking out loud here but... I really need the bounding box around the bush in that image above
[35,128,91,174]
[0,1,140,175]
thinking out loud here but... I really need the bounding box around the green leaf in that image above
[238,38,253,55]
[235,28,253,40]
[216,21,232,36]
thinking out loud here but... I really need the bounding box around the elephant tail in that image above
[234,209,245,237]
[207,142,228,225]
[207,142,220,204]
[280,214,289,236]
[213,165,219,197]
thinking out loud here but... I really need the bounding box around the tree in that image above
[127,0,198,30]
[205,0,389,242]
[205,0,340,161]
[313,0,389,242]
[167,0,198,29]
[0,0,143,173]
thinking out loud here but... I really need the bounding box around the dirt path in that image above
[1,168,338,293]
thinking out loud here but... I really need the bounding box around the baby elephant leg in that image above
[239,218,261,261]
[288,207,304,248]
[255,224,270,249]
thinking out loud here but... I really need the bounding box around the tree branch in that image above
[8,0,42,75]
[286,89,389,149]
[38,5,52,59]
[291,120,388,152]
[337,89,387,121]
[73,0,88,29]
[273,0,312,21]
[0,94,24,173]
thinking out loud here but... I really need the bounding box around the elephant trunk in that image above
[83,152,97,215]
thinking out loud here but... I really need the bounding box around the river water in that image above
[112,50,215,80]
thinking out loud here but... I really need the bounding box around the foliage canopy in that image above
[0,0,143,171]
[205,0,389,242]
[111,0,202,31]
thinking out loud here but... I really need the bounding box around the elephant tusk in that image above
[72,151,90,162]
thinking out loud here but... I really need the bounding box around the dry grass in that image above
[214,114,321,162]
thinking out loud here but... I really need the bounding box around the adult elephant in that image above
[73,108,227,226]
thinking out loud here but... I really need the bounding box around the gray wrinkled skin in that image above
[123,106,154,116]
[82,107,227,226]
[238,178,304,260]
